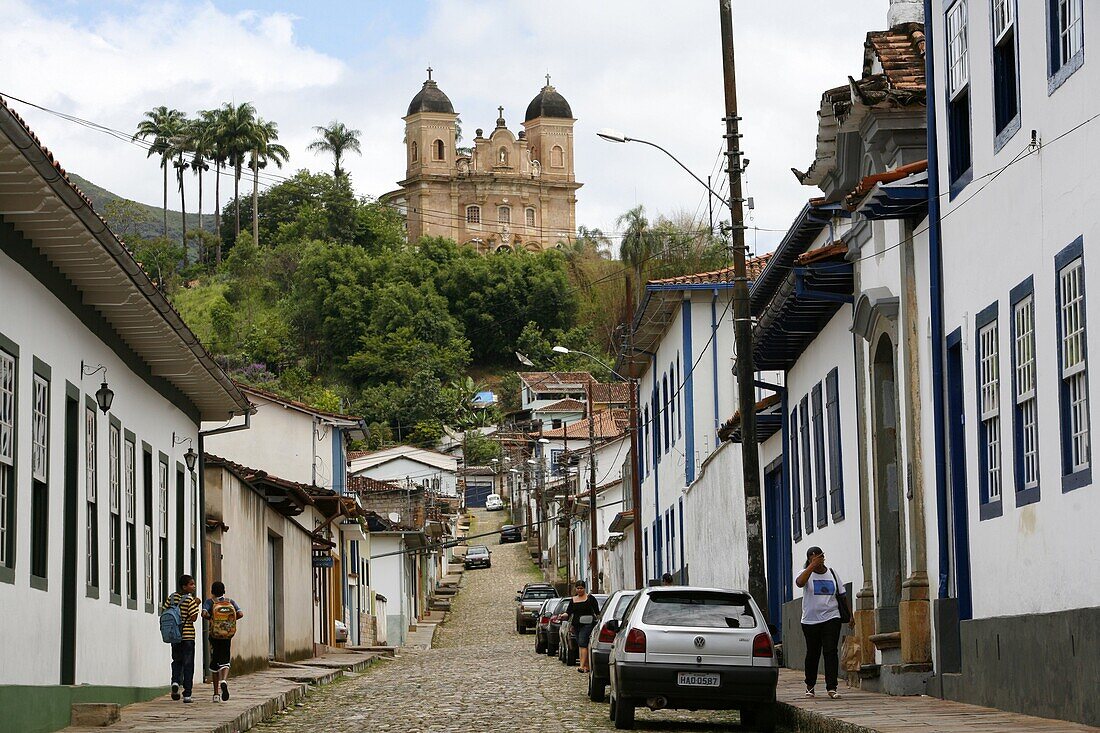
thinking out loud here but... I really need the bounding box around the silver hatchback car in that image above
[606,586,778,731]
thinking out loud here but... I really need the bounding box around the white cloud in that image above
[1,0,891,250]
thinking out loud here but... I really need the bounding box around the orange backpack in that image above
[209,598,238,639]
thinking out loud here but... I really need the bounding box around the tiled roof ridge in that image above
[203,453,318,495]
[539,397,588,412]
[347,474,409,492]
[845,159,929,210]
[647,252,773,286]
[236,382,360,422]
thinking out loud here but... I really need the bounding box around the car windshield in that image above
[468,546,489,556]
[641,590,757,629]
[524,588,557,600]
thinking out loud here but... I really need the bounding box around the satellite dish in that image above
[388,512,401,524]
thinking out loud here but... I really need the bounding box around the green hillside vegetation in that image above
[70,173,217,245]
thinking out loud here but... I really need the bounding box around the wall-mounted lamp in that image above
[81,361,114,414]
[173,433,198,472]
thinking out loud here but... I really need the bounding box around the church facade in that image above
[383,71,581,253]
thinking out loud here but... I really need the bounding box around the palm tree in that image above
[308,121,362,179]
[576,225,613,259]
[616,205,655,289]
[188,114,213,235]
[213,102,260,241]
[133,106,187,238]
[248,118,289,246]
[169,131,190,264]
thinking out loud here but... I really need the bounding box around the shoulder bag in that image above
[830,569,852,624]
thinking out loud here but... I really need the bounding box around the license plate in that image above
[677,672,720,687]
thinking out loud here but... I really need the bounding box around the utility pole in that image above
[626,280,644,590]
[587,382,599,592]
[719,0,767,615]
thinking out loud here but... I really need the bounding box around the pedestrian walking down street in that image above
[201,581,244,703]
[562,580,600,673]
[796,546,852,700]
[161,575,202,704]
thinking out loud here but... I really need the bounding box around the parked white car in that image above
[484,494,504,511]
[606,586,778,731]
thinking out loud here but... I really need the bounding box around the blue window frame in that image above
[991,0,1021,150]
[663,376,670,454]
[811,384,827,527]
[1055,237,1091,491]
[1009,277,1040,506]
[946,0,974,194]
[676,356,683,439]
[789,406,802,542]
[975,301,1004,519]
[1047,0,1085,94]
[800,396,814,533]
[668,365,675,446]
[643,528,649,579]
[654,519,663,576]
[677,496,685,580]
[643,405,650,478]
[825,368,845,520]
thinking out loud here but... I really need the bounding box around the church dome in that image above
[407,77,454,116]
[524,82,572,122]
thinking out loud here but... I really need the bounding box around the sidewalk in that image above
[776,669,1099,732]
[61,650,386,733]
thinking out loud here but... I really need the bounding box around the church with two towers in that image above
[383,71,581,253]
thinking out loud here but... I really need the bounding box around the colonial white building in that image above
[924,0,1099,723]
[0,96,250,732]
[348,445,458,498]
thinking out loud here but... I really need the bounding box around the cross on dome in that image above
[427,66,433,80]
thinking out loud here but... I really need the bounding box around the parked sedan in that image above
[463,545,492,570]
[606,587,778,731]
[558,594,608,666]
[485,494,504,511]
[533,598,561,654]
[587,590,639,701]
[499,524,522,543]
[515,584,558,634]
[542,597,571,657]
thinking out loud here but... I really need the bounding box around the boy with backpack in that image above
[202,581,244,703]
[160,575,202,703]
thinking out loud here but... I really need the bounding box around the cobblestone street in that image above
[256,510,752,732]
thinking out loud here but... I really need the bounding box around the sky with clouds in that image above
[1,0,890,251]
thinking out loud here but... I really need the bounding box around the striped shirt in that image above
[161,592,202,641]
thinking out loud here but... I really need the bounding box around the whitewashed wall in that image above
[351,456,457,498]
[683,441,748,590]
[0,256,201,689]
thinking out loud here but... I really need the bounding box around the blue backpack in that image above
[159,599,183,644]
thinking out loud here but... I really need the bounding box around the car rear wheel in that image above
[587,673,606,702]
[740,705,776,733]
[611,693,635,729]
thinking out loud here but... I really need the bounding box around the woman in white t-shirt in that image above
[795,546,850,699]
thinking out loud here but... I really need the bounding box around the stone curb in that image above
[776,702,878,733]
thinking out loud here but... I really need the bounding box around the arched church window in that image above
[410,141,418,162]
[498,206,511,224]
[433,139,445,161]
[466,205,481,224]
[525,207,536,227]
[551,145,565,168]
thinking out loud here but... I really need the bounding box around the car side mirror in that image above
[515,594,522,602]
[604,619,620,633]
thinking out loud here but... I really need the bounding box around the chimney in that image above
[888,0,924,27]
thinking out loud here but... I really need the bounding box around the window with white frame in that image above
[144,525,153,605]
[946,0,973,182]
[525,207,536,227]
[979,321,1002,504]
[993,0,1013,37]
[158,461,168,539]
[109,424,121,597]
[1054,0,1084,70]
[124,438,136,601]
[32,375,48,483]
[947,1,970,97]
[85,405,99,589]
[1013,295,1039,490]
[992,0,1019,137]
[466,205,481,224]
[498,206,511,224]
[0,349,14,569]
[1060,257,1089,473]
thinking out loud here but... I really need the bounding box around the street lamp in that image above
[595,129,728,206]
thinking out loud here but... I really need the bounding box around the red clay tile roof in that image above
[865,24,927,91]
[591,383,630,405]
[845,159,928,210]
[796,241,849,265]
[717,394,783,441]
[647,253,773,286]
[540,409,629,440]
[519,372,595,390]
[347,475,408,493]
[538,398,588,413]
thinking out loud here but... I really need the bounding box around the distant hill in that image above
[69,173,218,245]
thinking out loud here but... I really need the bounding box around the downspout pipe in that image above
[196,408,253,675]
[923,0,951,599]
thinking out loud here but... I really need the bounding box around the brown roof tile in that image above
[591,383,630,405]
[539,398,588,413]
[518,372,594,390]
[647,253,773,287]
[540,409,629,440]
